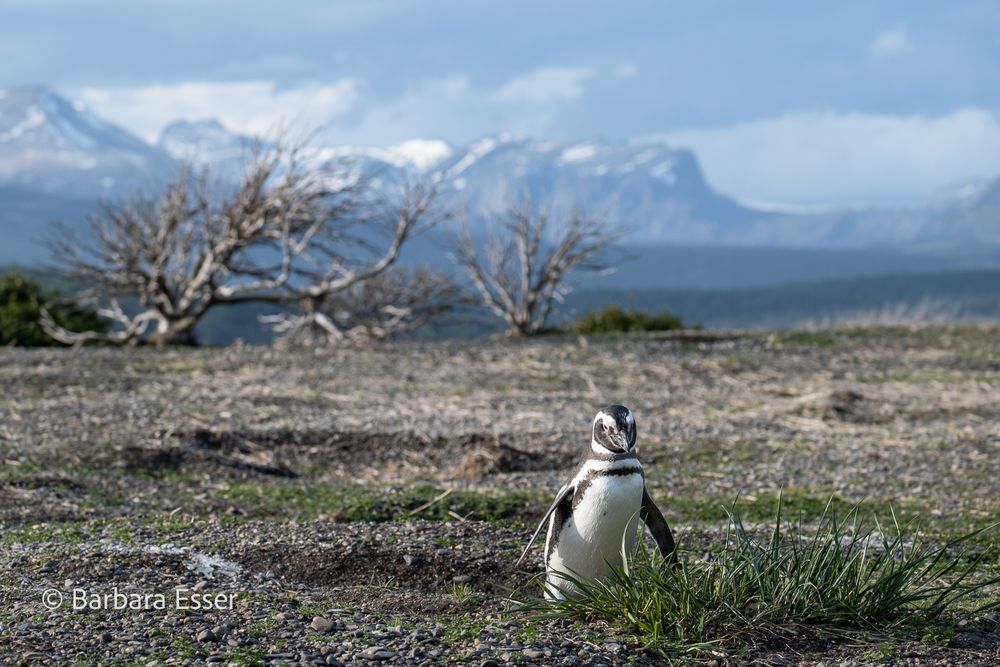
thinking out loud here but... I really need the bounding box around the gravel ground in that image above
[0,327,998,665]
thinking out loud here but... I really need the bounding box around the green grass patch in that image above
[225,647,266,666]
[441,615,488,644]
[522,496,1000,657]
[663,490,924,526]
[572,305,685,334]
[217,482,536,522]
[775,330,837,347]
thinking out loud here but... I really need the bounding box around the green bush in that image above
[572,305,684,334]
[0,273,107,346]
[524,497,1000,656]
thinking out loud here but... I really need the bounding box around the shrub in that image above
[0,272,107,346]
[523,496,999,656]
[572,305,684,334]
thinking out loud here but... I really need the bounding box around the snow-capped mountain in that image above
[426,134,761,243]
[0,85,173,195]
[158,118,255,167]
[2,85,1000,259]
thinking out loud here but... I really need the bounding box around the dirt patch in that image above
[787,388,889,423]
[449,434,571,478]
[117,441,299,479]
[240,545,513,590]
[223,521,527,613]
[166,428,572,482]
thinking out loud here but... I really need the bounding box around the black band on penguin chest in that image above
[571,466,645,511]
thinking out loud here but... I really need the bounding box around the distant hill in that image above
[564,270,1000,330]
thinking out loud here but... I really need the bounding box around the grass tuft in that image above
[571,305,685,334]
[521,495,999,655]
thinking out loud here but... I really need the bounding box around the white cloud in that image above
[654,108,1000,206]
[337,66,598,146]
[491,66,596,104]
[72,65,599,148]
[77,80,358,143]
[869,24,914,61]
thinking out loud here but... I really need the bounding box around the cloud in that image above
[869,25,914,61]
[77,80,358,142]
[336,66,599,146]
[653,108,1000,206]
[490,66,596,104]
[72,64,600,147]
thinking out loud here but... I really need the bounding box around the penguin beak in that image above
[613,430,630,451]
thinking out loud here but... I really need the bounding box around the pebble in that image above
[311,616,334,633]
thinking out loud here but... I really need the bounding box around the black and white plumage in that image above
[517,405,676,599]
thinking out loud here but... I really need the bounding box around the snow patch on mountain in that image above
[558,143,599,164]
[448,136,500,177]
[387,139,453,171]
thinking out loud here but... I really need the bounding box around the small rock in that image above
[403,554,420,566]
[196,629,216,643]
[100,632,113,643]
[452,574,472,584]
[360,647,398,661]
[311,616,334,633]
[524,648,545,660]
[482,659,501,667]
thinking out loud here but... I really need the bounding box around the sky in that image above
[1,0,999,206]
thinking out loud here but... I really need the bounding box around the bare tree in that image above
[42,142,441,346]
[450,194,620,336]
[261,265,460,346]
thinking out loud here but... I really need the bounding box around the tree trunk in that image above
[148,317,199,347]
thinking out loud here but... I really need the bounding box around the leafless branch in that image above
[44,139,443,346]
[263,265,462,347]
[450,193,620,335]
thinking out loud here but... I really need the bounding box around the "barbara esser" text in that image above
[72,587,236,611]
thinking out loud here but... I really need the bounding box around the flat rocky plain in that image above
[1,326,998,665]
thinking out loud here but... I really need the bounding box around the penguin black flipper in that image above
[516,483,574,565]
[640,486,677,561]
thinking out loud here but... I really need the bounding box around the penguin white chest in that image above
[547,470,645,592]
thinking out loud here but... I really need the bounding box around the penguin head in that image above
[591,405,637,454]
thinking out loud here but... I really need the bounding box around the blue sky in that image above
[1,0,999,206]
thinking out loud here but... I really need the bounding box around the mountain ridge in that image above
[1,85,999,260]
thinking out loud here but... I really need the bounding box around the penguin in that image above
[517,405,676,599]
